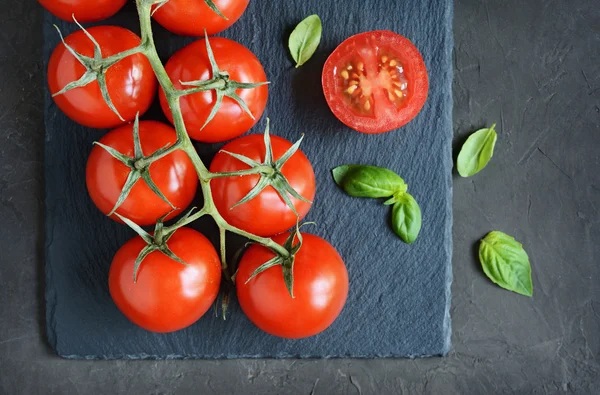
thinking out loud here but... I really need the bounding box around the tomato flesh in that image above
[109,228,221,333]
[236,233,348,339]
[322,30,428,134]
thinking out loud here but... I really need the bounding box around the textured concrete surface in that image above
[1,0,599,393]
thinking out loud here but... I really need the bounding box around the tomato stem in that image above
[134,0,291,264]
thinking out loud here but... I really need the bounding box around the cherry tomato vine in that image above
[52,0,308,297]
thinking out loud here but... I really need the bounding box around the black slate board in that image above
[44,0,453,359]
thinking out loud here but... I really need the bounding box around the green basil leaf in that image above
[332,165,407,198]
[288,15,322,68]
[391,193,421,244]
[479,231,533,296]
[457,124,498,177]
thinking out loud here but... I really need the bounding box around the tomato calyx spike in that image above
[177,34,269,131]
[51,16,145,122]
[216,118,312,215]
[204,0,228,20]
[93,114,178,216]
[245,223,306,298]
[115,211,191,282]
[150,0,169,16]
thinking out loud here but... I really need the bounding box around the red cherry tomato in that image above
[153,0,249,36]
[86,121,198,226]
[236,233,349,338]
[322,30,429,134]
[109,227,221,333]
[38,0,127,23]
[159,38,268,143]
[209,134,315,237]
[48,26,157,129]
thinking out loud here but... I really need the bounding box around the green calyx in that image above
[116,208,205,282]
[245,225,306,298]
[177,34,269,132]
[51,17,143,121]
[212,118,311,215]
[94,115,179,216]
[204,0,228,20]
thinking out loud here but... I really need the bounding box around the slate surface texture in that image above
[43,0,453,359]
[2,0,599,393]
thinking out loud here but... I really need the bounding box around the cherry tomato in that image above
[39,0,127,23]
[209,134,315,237]
[48,26,157,129]
[153,0,249,36]
[236,233,349,338]
[86,121,198,226]
[109,227,221,333]
[159,38,268,143]
[322,30,429,134]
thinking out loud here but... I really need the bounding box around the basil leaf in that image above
[457,124,498,177]
[479,231,533,296]
[332,165,407,198]
[288,15,322,68]
[391,193,421,244]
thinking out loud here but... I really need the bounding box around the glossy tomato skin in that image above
[209,134,315,237]
[153,0,249,36]
[322,30,429,134]
[86,121,198,226]
[109,228,221,333]
[159,38,268,143]
[39,0,127,23]
[237,233,349,339]
[48,26,157,129]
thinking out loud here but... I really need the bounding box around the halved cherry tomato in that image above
[86,121,198,226]
[153,0,249,37]
[39,0,127,23]
[236,233,349,338]
[159,37,268,143]
[209,134,315,237]
[48,26,157,129]
[109,227,221,333]
[322,30,429,134]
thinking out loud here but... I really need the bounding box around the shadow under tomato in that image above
[291,45,340,132]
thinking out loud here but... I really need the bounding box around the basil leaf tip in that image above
[289,14,322,68]
[479,231,533,297]
[457,124,498,177]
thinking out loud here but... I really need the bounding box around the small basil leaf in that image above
[391,192,421,244]
[479,231,533,296]
[332,165,407,198]
[457,124,498,177]
[288,15,322,68]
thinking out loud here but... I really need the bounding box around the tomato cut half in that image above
[322,30,429,134]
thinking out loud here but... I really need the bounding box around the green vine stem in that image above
[131,0,291,265]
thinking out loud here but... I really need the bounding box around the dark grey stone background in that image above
[1,0,598,393]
